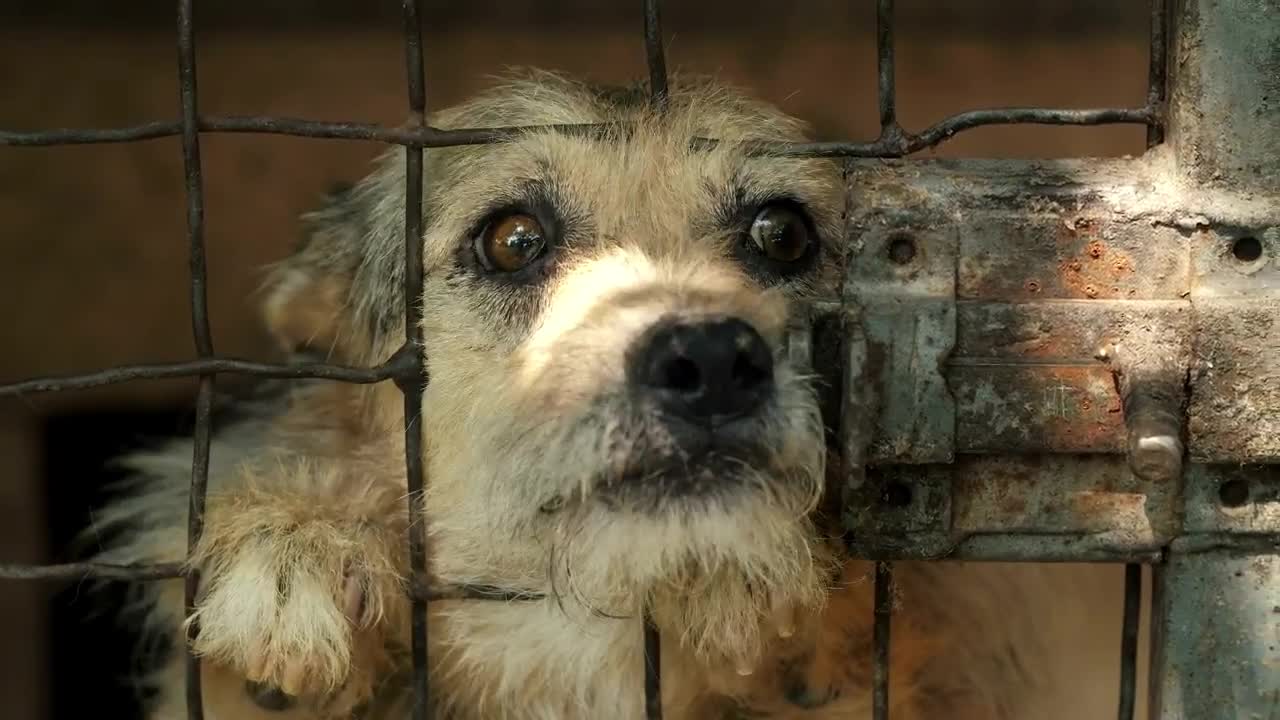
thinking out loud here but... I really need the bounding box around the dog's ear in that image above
[261,182,368,363]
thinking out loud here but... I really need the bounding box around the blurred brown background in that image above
[0,2,1149,718]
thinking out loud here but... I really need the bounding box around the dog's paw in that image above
[186,489,408,711]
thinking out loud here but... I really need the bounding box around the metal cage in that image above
[2,1,1277,719]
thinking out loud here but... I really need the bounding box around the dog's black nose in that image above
[628,317,774,422]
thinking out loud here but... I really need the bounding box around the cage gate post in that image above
[838,3,1277,720]
[1147,1,1280,718]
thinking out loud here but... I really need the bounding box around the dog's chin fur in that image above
[434,495,837,719]
[550,471,830,647]
[83,69,1141,720]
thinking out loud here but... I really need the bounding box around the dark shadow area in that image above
[43,408,193,720]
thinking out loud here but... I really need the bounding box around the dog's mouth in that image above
[591,415,780,508]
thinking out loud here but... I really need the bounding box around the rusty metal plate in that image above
[955,300,1191,361]
[859,303,956,462]
[844,159,1201,462]
[844,455,1177,562]
[950,300,1191,454]
[950,363,1125,453]
[957,212,1190,302]
[845,196,957,465]
[949,455,1174,540]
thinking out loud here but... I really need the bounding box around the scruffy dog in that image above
[93,71,1132,719]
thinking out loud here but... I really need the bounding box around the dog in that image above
[90,70,1136,719]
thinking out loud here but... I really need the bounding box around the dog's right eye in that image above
[474,213,547,273]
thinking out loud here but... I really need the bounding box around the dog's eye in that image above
[748,204,811,262]
[475,213,546,272]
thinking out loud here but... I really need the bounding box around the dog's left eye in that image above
[474,213,547,272]
[748,204,811,263]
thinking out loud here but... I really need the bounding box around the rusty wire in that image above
[1117,564,1143,720]
[400,0,432,716]
[0,356,410,397]
[175,0,212,715]
[871,6,896,717]
[0,1,1172,719]
[872,562,894,720]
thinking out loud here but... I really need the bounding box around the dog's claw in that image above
[342,573,366,626]
[246,647,270,684]
[245,680,296,712]
[772,603,797,640]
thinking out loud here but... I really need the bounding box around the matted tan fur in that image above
[90,70,1139,719]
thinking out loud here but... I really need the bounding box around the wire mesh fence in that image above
[0,1,1174,718]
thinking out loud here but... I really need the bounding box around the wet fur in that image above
[90,70,1139,719]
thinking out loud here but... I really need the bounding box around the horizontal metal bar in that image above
[0,351,418,397]
[773,107,1155,158]
[0,116,617,147]
[0,106,1155,157]
[0,560,544,602]
[0,561,184,581]
[852,540,1166,564]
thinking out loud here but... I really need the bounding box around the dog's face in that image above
[266,72,842,665]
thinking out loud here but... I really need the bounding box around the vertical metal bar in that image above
[640,5,667,716]
[872,561,892,720]
[176,1,211,719]
[401,1,431,719]
[1145,0,1167,147]
[1116,564,1141,720]
[1151,548,1280,719]
[1146,561,1168,720]
[643,615,663,720]
[875,0,897,133]
[1155,3,1280,716]
[1167,0,1280,192]
[643,0,668,107]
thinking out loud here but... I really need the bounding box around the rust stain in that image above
[1070,490,1136,531]
[966,215,1146,301]
[1054,235,1138,299]
[1001,494,1029,517]
[952,457,1039,528]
